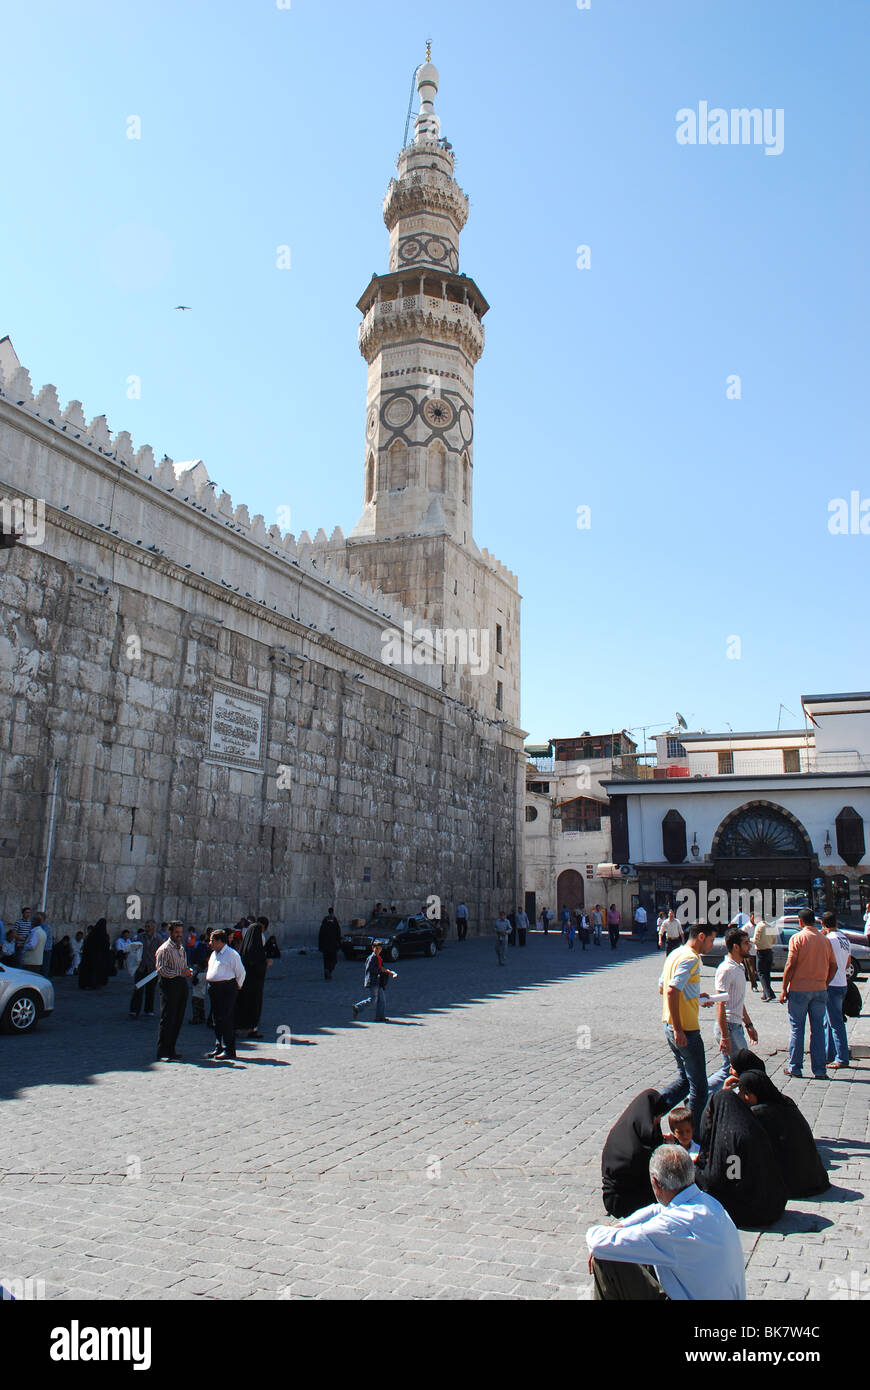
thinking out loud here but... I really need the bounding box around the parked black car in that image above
[341,914,442,962]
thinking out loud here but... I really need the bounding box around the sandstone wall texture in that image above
[0,348,524,940]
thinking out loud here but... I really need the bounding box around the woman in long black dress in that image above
[51,935,73,976]
[695,1087,787,1227]
[91,918,113,987]
[236,917,268,1038]
[601,1089,668,1218]
[736,1071,830,1198]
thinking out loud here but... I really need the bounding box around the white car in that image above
[0,962,54,1033]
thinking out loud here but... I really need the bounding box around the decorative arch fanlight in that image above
[713,801,810,859]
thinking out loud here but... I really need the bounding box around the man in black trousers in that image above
[318,907,342,980]
[205,928,246,1061]
[155,921,193,1062]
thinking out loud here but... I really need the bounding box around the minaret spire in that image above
[350,59,489,547]
[414,50,440,144]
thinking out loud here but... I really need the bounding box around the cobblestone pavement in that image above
[2,932,868,1301]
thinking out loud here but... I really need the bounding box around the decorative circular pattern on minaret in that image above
[398,238,422,261]
[397,234,459,273]
[458,407,474,444]
[383,395,415,428]
[367,406,379,436]
[422,396,454,429]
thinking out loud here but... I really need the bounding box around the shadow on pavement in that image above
[0,932,673,1099]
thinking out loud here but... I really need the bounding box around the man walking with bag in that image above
[353,939,396,1022]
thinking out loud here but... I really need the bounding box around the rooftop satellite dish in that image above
[676,712,688,731]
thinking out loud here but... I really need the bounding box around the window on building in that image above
[496,681,503,711]
[667,737,686,759]
[496,624,503,654]
[525,806,538,822]
[554,737,615,762]
[560,797,604,833]
[528,781,550,794]
[835,806,866,866]
[662,809,688,864]
[783,748,801,773]
[718,751,734,775]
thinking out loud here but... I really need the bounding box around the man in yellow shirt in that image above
[657,922,717,1139]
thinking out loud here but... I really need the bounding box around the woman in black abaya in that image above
[51,935,73,976]
[736,1071,830,1198]
[236,918,268,1038]
[695,1088,787,1228]
[78,920,111,989]
[601,1089,667,1218]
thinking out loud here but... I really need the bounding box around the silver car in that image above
[0,962,54,1033]
[701,917,869,979]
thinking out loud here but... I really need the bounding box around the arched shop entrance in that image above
[710,800,817,915]
[557,869,584,916]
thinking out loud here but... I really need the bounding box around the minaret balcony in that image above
[358,296,485,365]
[383,172,469,234]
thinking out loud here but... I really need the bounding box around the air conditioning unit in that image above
[596,863,620,879]
[619,864,637,879]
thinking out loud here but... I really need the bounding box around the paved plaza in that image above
[2,931,868,1301]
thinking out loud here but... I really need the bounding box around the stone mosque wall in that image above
[0,342,524,938]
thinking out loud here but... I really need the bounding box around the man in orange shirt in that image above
[780,909,837,1079]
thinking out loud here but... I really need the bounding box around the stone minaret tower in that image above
[350,55,485,547]
[347,53,519,728]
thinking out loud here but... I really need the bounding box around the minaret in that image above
[350,52,488,546]
[346,53,519,732]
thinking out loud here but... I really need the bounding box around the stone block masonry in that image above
[0,350,523,939]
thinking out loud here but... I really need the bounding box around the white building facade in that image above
[605,694,870,926]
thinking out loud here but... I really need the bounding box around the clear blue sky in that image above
[1,0,866,746]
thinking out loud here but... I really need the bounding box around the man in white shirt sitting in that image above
[586,1144,745,1301]
[205,928,246,1062]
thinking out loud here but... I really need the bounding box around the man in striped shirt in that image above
[155,922,193,1062]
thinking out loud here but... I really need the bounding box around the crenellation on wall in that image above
[0,343,434,647]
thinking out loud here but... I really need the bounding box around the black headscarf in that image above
[601,1089,665,1218]
[737,1071,830,1198]
[695,1088,787,1228]
[240,921,267,977]
[729,1049,766,1077]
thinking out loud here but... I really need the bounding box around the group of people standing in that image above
[557,904,622,951]
[493,907,530,963]
[0,907,57,976]
[104,916,271,1064]
[146,916,272,1064]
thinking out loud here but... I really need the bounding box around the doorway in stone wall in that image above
[557,869,584,915]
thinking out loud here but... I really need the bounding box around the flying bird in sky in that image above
[174,305,192,311]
